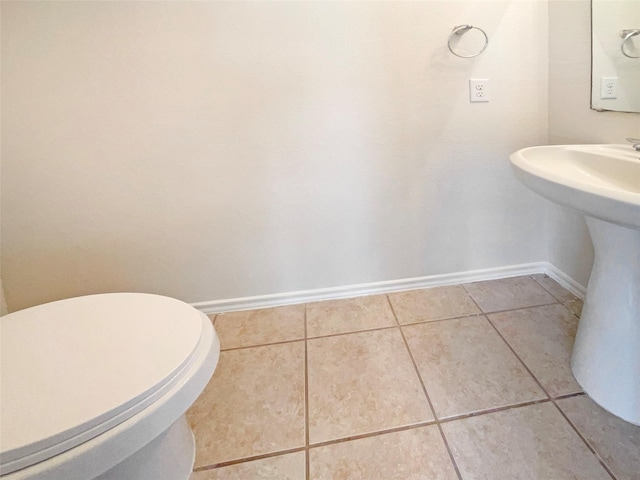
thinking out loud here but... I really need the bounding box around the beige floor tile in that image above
[463,276,557,313]
[442,402,612,480]
[403,316,545,418]
[190,451,306,480]
[306,295,396,337]
[558,395,640,480]
[388,285,481,324]
[489,304,582,397]
[307,329,433,444]
[187,342,305,467]
[214,305,305,349]
[565,298,584,318]
[309,426,458,480]
[531,274,578,303]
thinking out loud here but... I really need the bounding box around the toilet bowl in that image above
[0,293,220,480]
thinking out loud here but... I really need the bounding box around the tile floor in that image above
[187,274,640,480]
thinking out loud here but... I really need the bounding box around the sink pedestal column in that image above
[571,216,640,425]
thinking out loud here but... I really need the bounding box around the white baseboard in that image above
[543,264,588,299]
[191,262,586,314]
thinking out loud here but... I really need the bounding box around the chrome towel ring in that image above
[447,25,488,58]
[620,29,640,59]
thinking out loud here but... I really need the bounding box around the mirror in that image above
[591,0,640,113]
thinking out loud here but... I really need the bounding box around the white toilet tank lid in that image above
[0,293,207,471]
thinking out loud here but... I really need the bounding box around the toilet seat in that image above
[0,293,219,478]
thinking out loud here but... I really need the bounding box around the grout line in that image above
[482,314,552,400]
[463,291,555,401]
[220,337,305,352]
[220,307,566,353]
[529,273,580,305]
[550,399,618,480]
[385,294,464,480]
[199,281,609,477]
[219,282,567,352]
[192,446,307,472]
[305,324,398,341]
[193,396,600,474]
[528,273,584,321]
[307,420,438,449]
[438,398,553,424]
[394,311,485,327]
[465,290,590,407]
[219,299,566,354]
[562,299,584,320]
[482,309,617,479]
[478,298,581,323]
[304,304,310,480]
[476,300,562,316]
[552,391,585,401]
[462,277,567,315]
[480,289,616,479]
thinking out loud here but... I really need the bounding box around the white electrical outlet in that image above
[600,77,618,99]
[469,78,490,102]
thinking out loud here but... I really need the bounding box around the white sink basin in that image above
[510,144,640,426]
[510,144,640,228]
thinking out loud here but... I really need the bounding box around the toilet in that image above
[0,293,220,480]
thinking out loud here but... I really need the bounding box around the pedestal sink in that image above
[510,144,639,425]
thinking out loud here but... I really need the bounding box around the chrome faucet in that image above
[627,137,640,151]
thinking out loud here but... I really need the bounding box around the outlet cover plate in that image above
[600,77,618,99]
[469,78,490,102]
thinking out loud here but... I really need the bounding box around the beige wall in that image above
[1,1,550,311]
[547,0,640,286]
[1,279,6,316]
[549,0,640,144]
[1,2,5,316]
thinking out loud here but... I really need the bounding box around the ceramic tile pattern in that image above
[186,342,305,466]
[307,328,432,443]
[531,273,578,303]
[189,452,306,480]
[463,276,557,312]
[309,426,458,480]
[489,304,582,397]
[306,294,395,337]
[388,285,480,324]
[403,316,546,418]
[442,403,613,480]
[557,395,640,480]
[214,304,305,349]
[188,275,640,479]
